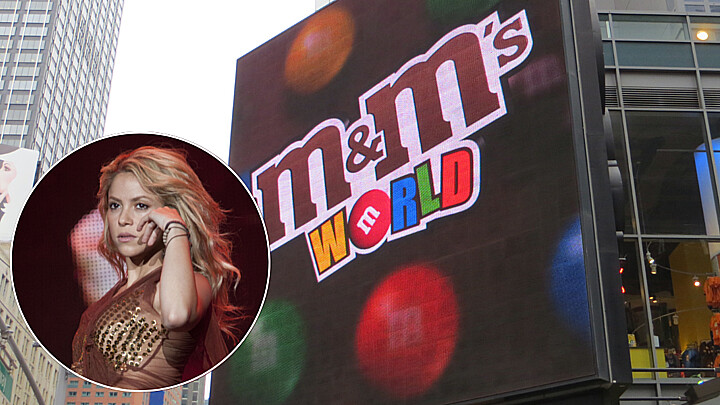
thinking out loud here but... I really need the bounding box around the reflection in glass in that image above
[694,140,720,253]
[625,112,715,235]
[604,42,614,65]
[600,14,610,39]
[612,15,689,40]
[616,42,694,67]
[702,113,720,246]
[687,4,707,12]
[622,241,657,378]
[609,0,681,12]
[610,111,635,233]
[643,240,715,378]
[691,17,720,42]
[696,43,720,67]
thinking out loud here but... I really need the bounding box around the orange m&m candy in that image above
[284,7,355,94]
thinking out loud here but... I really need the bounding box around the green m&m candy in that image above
[425,0,502,25]
[229,300,307,405]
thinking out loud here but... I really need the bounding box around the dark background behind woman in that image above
[12,134,269,368]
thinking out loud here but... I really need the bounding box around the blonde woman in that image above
[72,146,241,389]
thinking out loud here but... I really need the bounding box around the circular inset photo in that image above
[11,133,270,391]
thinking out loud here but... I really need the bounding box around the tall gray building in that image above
[0,0,123,173]
[0,1,123,404]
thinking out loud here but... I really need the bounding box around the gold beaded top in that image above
[91,287,167,372]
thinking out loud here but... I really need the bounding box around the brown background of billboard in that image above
[219,0,596,403]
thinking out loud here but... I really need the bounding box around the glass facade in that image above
[0,0,123,174]
[603,12,720,394]
[597,0,720,13]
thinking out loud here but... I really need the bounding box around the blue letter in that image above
[391,176,418,232]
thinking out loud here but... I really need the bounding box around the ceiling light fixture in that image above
[646,251,658,274]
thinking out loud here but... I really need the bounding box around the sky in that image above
[45,1,618,400]
[3,0,299,387]
[103,1,318,162]
[101,2,320,398]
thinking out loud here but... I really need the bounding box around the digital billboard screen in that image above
[213,0,627,403]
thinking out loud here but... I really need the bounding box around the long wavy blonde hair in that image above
[97,146,241,339]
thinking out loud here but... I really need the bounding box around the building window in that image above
[28,2,51,10]
[11,80,37,91]
[82,381,91,388]
[19,39,45,50]
[0,13,18,22]
[68,392,76,397]
[615,42,694,67]
[0,1,17,10]
[603,42,615,65]
[697,43,720,67]
[625,111,713,235]
[12,66,38,77]
[690,16,720,42]
[81,391,90,397]
[686,4,707,12]
[611,15,689,40]
[15,53,41,63]
[95,392,103,396]
[625,240,716,377]
[24,13,50,23]
[3,110,28,120]
[19,26,47,36]
[109,392,117,397]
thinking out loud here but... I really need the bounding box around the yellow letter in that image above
[309,211,348,274]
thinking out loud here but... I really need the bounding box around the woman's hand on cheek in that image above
[138,218,161,246]
[137,206,185,246]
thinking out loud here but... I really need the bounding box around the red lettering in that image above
[441,148,473,208]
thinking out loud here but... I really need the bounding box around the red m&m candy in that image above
[355,265,459,398]
[348,189,391,250]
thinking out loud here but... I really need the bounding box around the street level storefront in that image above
[601,9,720,402]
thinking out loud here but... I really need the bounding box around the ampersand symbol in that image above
[346,125,383,173]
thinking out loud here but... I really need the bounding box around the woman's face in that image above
[106,172,163,260]
[0,160,17,194]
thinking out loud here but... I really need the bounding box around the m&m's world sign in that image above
[252,10,533,282]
